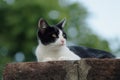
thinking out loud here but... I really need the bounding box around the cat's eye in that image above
[52,34,57,38]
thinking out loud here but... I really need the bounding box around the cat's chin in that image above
[48,44,66,50]
[58,43,65,46]
[52,44,65,48]
[56,43,66,47]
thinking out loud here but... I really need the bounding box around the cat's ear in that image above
[38,18,48,34]
[38,18,48,29]
[56,18,66,29]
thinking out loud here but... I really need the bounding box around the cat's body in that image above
[68,46,115,58]
[35,18,115,62]
[36,42,80,62]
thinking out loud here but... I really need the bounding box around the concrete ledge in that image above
[3,59,120,80]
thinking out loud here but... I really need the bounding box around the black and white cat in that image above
[35,18,115,62]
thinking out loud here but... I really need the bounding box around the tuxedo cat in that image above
[35,18,115,62]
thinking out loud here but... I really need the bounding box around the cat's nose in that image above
[61,40,65,44]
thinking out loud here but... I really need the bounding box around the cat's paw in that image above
[43,57,53,62]
[58,56,72,60]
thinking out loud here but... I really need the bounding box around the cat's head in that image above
[37,18,67,47]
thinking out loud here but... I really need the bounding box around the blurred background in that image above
[0,0,120,79]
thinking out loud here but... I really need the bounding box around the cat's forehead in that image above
[50,25,58,28]
[47,25,60,32]
[49,25,60,31]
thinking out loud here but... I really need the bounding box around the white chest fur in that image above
[35,45,81,62]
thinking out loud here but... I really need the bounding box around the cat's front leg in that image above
[42,57,53,62]
[58,56,72,60]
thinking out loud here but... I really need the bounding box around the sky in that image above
[70,0,120,55]
[75,0,120,40]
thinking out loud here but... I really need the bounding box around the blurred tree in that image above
[0,0,111,79]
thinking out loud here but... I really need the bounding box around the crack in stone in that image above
[78,60,91,80]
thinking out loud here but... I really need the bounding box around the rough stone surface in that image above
[3,59,120,80]
[86,59,120,80]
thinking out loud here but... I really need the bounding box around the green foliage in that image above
[0,0,111,79]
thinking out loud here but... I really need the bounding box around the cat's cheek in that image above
[53,40,61,46]
[55,39,66,46]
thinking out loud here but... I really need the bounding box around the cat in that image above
[35,18,115,62]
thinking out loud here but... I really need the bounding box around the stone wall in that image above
[3,59,120,80]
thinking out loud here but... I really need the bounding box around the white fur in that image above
[35,30,81,62]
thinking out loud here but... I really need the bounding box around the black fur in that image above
[38,27,59,45]
[37,19,67,45]
[68,46,115,58]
